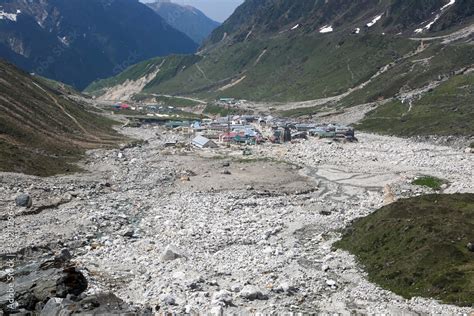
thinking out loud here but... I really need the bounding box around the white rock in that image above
[326,279,337,287]
[212,290,233,305]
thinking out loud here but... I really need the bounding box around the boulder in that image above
[239,285,268,300]
[56,248,72,262]
[467,242,474,252]
[0,261,87,314]
[40,298,63,316]
[326,279,337,287]
[161,245,184,261]
[274,282,297,295]
[15,194,32,207]
[383,185,396,205]
[41,293,136,315]
[211,290,233,306]
[123,229,135,238]
[158,294,176,305]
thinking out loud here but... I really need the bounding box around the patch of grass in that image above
[412,176,446,190]
[335,193,474,307]
[203,104,240,116]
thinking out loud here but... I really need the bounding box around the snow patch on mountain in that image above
[291,24,299,30]
[58,36,70,46]
[440,0,456,11]
[319,25,333,33]
[366,14,383,28]
[414,0,456,33]
[0,9,20,22]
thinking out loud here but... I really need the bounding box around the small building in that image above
[192,136,218,149]
[219,132,238,143]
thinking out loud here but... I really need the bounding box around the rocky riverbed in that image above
[1,126,473,315]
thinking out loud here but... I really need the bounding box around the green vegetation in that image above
[36,75,82,96]
[153,95,202,107]
[357,73,474,136]
[335,194,474,307]
[155,34,415,102]
[203,104,240,116]
[86,33,415,103]
[412,176,447,190]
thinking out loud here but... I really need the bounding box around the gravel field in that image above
[1,126,473,315]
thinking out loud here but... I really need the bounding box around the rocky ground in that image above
[1,126,473,315]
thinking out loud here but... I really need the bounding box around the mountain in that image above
[86,0,474,136]
[147,0,220,45]
[0,0,198,89]
[0,59,124,176]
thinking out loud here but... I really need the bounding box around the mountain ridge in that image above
[146,0,220,44]
[85,0,474,136]
[0,0,198,89]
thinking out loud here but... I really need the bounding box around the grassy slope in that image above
[35,75,83,97]
[84,33,416,103]
[0,60,125,176]
[151,34,416,102]
[335,194,474,307]
[357,72,474,136]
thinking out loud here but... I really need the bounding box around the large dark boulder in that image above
[0,260,87,314]
[15,194,32,207]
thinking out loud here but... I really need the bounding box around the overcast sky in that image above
[141,0,244,22]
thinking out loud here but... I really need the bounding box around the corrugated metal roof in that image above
[192,135,217,148]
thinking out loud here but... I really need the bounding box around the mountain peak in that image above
[147,0,220,44]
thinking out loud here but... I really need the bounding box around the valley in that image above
[1,122,473,314]
[0,0,473,314]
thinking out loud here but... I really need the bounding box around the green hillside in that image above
[0,59,125,176]
[335,194,474,307]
